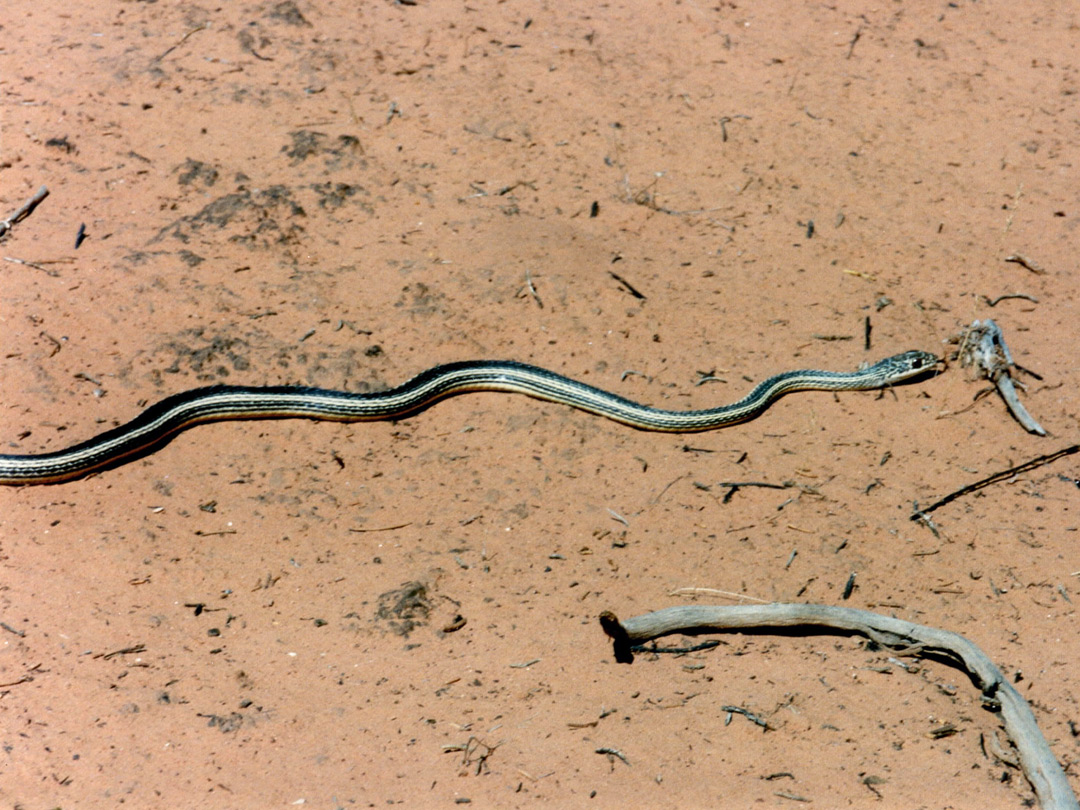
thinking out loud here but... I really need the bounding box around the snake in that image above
[0,350,937,485]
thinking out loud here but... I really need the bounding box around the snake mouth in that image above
[906,350,946,379]
[923,354,947,375]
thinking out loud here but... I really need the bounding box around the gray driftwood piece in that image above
[959,318,1046,436]
[601,603,1078,810]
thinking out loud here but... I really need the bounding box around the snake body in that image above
[0,350,937,485]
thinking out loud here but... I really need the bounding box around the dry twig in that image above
[0,186,49,239]
[911,444,1079,520]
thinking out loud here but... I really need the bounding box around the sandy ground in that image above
[1,1,1078,807]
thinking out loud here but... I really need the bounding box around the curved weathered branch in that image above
[600,603,1078,810]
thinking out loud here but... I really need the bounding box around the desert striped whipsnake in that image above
[0,350,937,485]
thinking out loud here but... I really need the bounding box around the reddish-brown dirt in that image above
[2,2,1078,807]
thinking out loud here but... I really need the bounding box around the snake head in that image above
[886,350,942,382]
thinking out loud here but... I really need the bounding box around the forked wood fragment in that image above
[959,318,1046,435]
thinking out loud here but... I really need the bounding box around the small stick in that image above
[668,587,769,604]
[3,256,70,276]
[348,522,411,533]
[522,268,543,308]
[912,510,941,539]
[1004,253,1045,274]
[984,293,1039,307]
[154,24,208,63]
[0,186,49,239]
[775,790,812,803]
[841,572,857,600]
[595,746,630,767]
[722,704,772,730]
[631,639,720,654]
[0,675,35,688]
[715,480,808,504]
[608,270,646,300]
[95,643,146,660]
[509,658,541,669]
[716,480,791,490]
[846,26,863,59]
[911,444,1080,520]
